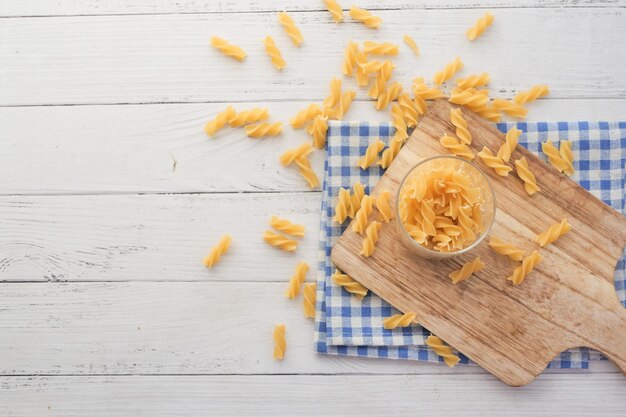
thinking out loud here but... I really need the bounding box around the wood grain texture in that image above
[1,9,624,106]
[1,374,625,417]
[332,99,626,386]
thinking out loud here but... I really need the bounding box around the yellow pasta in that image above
[323,77,342,109]
[245,122,283,138]
[263,230,298,252]
[285,261,310,299]
[475,105,502,123]
[413,95,428,116]
[559,140,575,176]
[449,256,485,284]
[270,215,306,238]
[359,60,388,75]
[508,250,542,285]
[439,134,475,160]
[358,138,385,169]
[368,60,394,99]
[363,41,399,56]
[390,104,408,143]
[383,312,417,329]
[426,335,460,367]
[273,324,286,360]
[514,157,540,195]
[204,105,236,137]
[302,282,317,318]
[210,36,247,62]
[203,234,232,268]
[450,108,472,145]
[352,195,375,235]
[497,127,521,162]
[349,6,382,29]
[403,34,419,56]
[310,114,329,149]
[488,236,525,261]
[342,41,359,76]
[433,57,464,85]
[333,187,353,224]
[332,270,368,300]
[378,136,403,169]
[397,93,418,128]
[330,91,356,120]
[360,221,382,257]
[376,82,403,110]
[278,12,304,46]
[295,155,320,189]
[456,73,490,90]
[542,140,570,173]
[491,99,528,119]
[324,0,344,23]
[449,89,489,108]
[466,12,494,41]
[513,84,550,105]
[229,108,269,127]
[263,36,286,70]
[413,77,445,100]
[536,218,571,247]
[279,142,314,166]
[477,146,512,176]
[375,189,393,222]
[290,104,322,129]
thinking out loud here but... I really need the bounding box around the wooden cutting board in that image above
[331,98,626,386]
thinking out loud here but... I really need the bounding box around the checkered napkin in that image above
[314,120,626,369]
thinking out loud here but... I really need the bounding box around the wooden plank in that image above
[2,1,623,17]
[1,100,624,195]
[332,99,626,386]
[1,9,624,106]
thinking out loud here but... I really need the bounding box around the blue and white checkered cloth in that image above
[314,120,626,369]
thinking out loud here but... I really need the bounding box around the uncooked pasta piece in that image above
[273,324,286,360]
[542,140,570,173]
[488,236,525,261]
[456,73,490,90]
[378,136,403,169]
[449,256,485,284]
[352,195,375,235]
[351,182,366,214]
[559,140,575,176]
[278,12,304,46]
[228,108,269,127]
[475,105,501,123]
[449,108,472,144]
[390,104,408,142]
[358,138,385,169]
[263,36,286,70]
[342,41,359,76]
[477,146,512,176]
[349,6,382,29]
[332,270,368,299]
[496,127,521,162]
[310,114,329,149]
[449,89,489,108]
[330,91,356,120]
[368,60,394,99]
[360,221,382,257]
[270,215,306,238]
[536,219,571,247]
[290,104,322,129]
[492,99,527,119]
[333,187,353,224]
[324,0,344,23]
[413,77,445,100]
[376,82,403,110]
[284,261,310,299]
[513,85,549,105]
[514,157,540,195]
[245,122,283,138]
[279,142,314,166]
[433,57,464,85]
[360,60,387,75]
[363,41,399,55]
[323,77,342,109]
[466,12,494,41]
[302,282,317,318]
[203,234,232,268]
[508,250,542,285]
[210,36,247,61]
[397,93,418,128]
[263,230,298,252]
[204,106,236,137]
[439,134,474,160]
[426,335,460,367]
[383,312,417,329]
[403,34,419,56]
[375,190,393,222]
[295,155,320,189]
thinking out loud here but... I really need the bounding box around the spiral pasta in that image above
[363,41,399,56]
[303,282,317,318]
[203,234,232,268]
[295,155,320,189]
[413,77,445,100]
[497,127,521,162]
[204,105,236,137]
[273,324,286,360]
[245,122,283,138]
[449,89,489,108]
[514,157,540,195]
[426,335,460,367]
[508,250,542,285]
[333,187,353,224]
[449,108,472,145]
[323,77,342,109]
[342,41,359,76]
[403,34,419,56]
[359,60,388,75]
[559,140,575,176]
[492,99,528,119]
[488,236,525,261]
[477,146,512,176]
[390,104,408,143]
[263,230,298,252]
[330,91,356,120]
[351,182,366,214]
[310,115,329,149]
[376,82,403,110]
[439,134,475,161]
[368,60,394,99]
[360,221,382,257]
[513,84,550,105]
[210,36,247,62]
[456,73,490,90]
[542,140,570,173]
[270,215,306,238]
[263,36,286,70]
[349,6,382,29]
[352,195,375,235]
[290,104,322,129]
[278,12,303,46]
[285,261,310,299]
[449,256,485,284]
[466,12,494,41]
[433,57,464,85]
[397,93,418,128]
[279,142,314,166]
[378,136,403,169]
[475,105,502,123]
[324,0,344,23]
[375,189,393,222]
[383,312,417,329]
[332,270,368,300]
[358,138,385,169]
[536,218,571,247]
[228,108,269,127]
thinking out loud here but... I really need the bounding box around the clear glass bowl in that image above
[395,155,496,260]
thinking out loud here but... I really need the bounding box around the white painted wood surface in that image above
[0,0,624,415]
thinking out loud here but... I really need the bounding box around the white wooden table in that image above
[1,1,625,415]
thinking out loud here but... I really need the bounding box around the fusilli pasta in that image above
[270,215,306,238]
[290,104,322,129]
[204,105,236,137]
[390,104,408,142]
[351,182,366,214]
[508,250,542,285]
[303,282,317,318]
[310,114,329,149]
[278,12,304,46]
[559,140,575,176]
[456,73,490,90]
[210,36,247,61]
[497,127,521,162]
[475,105,502,123]
[513,84,549,105]
[349,6,382,29]
[323,77,342,109]
[477,146,512,176]
[203,234,232,268]
[466,12,494,41]
[352,195,375,235]
[514,157,540,195]
[324,0,344,23]
[285,261,310,299]
[426,335,460,367]
[333,187,353,224]
[376,82,403,110]
[368,60,394,99]
[273,324,286,360]
[398,93,419,128]
[363,41,399,55]
[413,77,445,100]
[358,138,385,169]
[383,312,417,329]
[360,221,382,257]
[439,134,475,160]
[332,270,368,299]
[279,142,314,166]
[263,36,286,70]
[377,136,403,169]
[542,140,570,173]
[450,108,472,144]
[536,218,571,247]
[245,122,283,138]
[229,107,269,127]
[449,256,485,284]
[263,230,298,252]
[342,41,359,76]
[433,57,464,85]
[449,89,489,108]
[295,155,320,189]
[488,236,525,261]
[375,189,393,222]
[330,91,356,120]
[403,34,419,56]
[491,99,528,119]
